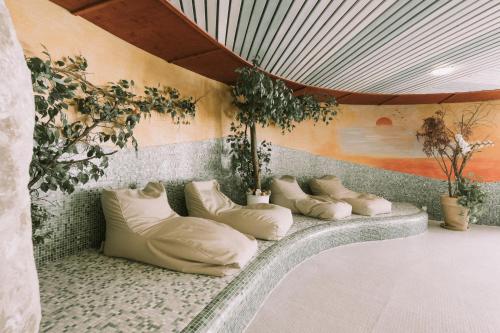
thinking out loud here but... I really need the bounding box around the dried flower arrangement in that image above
[416,105,494,226]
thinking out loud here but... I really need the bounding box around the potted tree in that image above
[416,107,494,230]
[228,60,338,205]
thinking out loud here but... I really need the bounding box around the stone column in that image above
[0,1,41,332]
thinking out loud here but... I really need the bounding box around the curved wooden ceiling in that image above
[51,0,500,105]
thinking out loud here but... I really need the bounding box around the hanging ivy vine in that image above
[28,50,197,243]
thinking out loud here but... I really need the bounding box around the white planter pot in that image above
[246,194,270,205]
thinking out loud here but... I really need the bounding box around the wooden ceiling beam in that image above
[438,94,456,104]
[49,0,500,105]
[72,0,119,15]
[170,48,223,64]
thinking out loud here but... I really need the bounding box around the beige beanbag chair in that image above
[184,180,293,240]
[270,176,352,220]
[310,175,392,216]
[101,182,257,276]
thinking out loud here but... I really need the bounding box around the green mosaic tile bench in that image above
[37,202,427,333]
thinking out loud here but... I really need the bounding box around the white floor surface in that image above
[245,221,500,333]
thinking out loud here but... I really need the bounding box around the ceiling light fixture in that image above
[431,66,455,76]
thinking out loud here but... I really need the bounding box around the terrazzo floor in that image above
[246,221,500,333]
[37,203,422,332]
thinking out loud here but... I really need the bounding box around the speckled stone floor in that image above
[37,203,423,333]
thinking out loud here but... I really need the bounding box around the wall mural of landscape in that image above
[252,101,500,182]
[339,103,500,182]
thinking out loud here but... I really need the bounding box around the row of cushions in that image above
[101,177,390,276]
[101,180,294,277]
[271,175,392,218]
[101,182,258,277]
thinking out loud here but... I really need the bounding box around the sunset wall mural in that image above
[337,103,500,182]
[233,101,500,182]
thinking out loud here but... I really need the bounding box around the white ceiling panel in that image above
[171,0,500,93]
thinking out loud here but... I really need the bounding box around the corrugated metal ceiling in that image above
[169,0,500,94]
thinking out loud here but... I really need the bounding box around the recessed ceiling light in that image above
[431,66,455,76]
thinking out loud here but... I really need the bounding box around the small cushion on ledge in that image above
[270,176,352,220]
[310,175,392,216]
[101,182,257,276]
[184,180,293,240]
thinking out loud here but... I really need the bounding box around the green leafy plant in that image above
[228,60,338,194]
[416,105,493,223]
[28,50,197,243]
[457,178,486,224]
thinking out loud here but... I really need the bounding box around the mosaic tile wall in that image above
[34,139,232,264]
[34,138,500,264]
[265,145,500,226]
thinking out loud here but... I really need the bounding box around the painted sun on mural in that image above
[339,113,424,158]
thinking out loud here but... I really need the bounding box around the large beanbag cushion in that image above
[184,180,293,241]
[270,176,352,220]
[101,182,257,276]
[310,175,392,216]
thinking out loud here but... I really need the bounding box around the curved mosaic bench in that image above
[182,203,428,333]
[37,203,427,332]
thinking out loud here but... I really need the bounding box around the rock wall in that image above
[0,1,41,332]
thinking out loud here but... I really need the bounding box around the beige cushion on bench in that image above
[184,180,293,241]
[310,175,392,216]
[270,176,352,220]
[101,182,257,276]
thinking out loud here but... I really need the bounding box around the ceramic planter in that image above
[440,195,469,231]
[246,194,270,205]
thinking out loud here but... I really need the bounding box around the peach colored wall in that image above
[6,0,235,147]
[7,0,500,181]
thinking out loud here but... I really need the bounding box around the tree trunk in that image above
[447,176,453,197]
[250,124,260,193]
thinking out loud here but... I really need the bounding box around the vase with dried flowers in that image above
[416,106,494,230]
